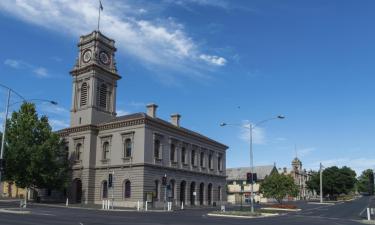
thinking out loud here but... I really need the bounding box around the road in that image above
[0,196,373,225]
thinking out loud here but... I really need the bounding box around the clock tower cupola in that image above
[70,31,121,126]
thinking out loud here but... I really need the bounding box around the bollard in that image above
[181,201,184,210]
[66,198,69,207]
[137,201,140,211]
[145,201,148,211]
[102,200,105,209]
[367,208,371,221]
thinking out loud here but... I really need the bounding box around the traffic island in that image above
[0,208,31,214]
[207,209,280,219]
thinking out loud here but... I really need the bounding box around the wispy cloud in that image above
[49,118,69,130]
[4,59,49,78]
[117,109,131,116]
[0,0,227,83]
[308,157,375,175]
[240,120,266,145]
[298,147,315,157]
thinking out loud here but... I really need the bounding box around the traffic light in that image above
[108,173,113,188]
[246,173,257,183]
[162,175,167,185]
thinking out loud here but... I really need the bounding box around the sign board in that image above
[193,191,197,196]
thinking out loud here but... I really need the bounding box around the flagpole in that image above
[97,3,101,31]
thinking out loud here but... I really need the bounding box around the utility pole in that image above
[0,89,10,196]
[320,163,323,203]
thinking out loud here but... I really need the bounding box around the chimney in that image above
[146,103,158,118]
[170,114,181,127]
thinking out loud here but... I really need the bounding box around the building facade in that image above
[1,181,26,198]
[226,165,277,204]
[57,31,227,208]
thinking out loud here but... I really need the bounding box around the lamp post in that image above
[221,115,285,213]
[320,163,324,203]
[0,83,57,197]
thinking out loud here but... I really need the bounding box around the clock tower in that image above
[70,31,121,126]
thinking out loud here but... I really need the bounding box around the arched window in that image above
[75,143,82,161]
[99,84,107,108]
[124,180,131,198]
[124,139,132,158]
[169,179,175,199]
[80,82,88,106]
[103,142,110,160]
[102,181,108,199]
[170,143,175,161]
[154,140,160,159]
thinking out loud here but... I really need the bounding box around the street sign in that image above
[246,172,257,183]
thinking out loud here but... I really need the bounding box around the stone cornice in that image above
[57,124,99,137]
[70,64,121,80]
[145,117,228,150]
[73,163,226,178]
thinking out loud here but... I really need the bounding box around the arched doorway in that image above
[180,181,186,205]
[190,182,196,206]
[73,179,82,203]
[207,183,212,205]
[199,183,204,205]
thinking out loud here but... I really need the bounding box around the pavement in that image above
[0,196,373,225]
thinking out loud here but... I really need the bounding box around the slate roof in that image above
[226,165,276,181]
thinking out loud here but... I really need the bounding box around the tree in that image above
[260,172,299,204]
[4,102,68,193]
[306,166,357,198]
[357,169,374,195]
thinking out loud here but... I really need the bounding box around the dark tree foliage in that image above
[306,166,357,198]
[357,169,374,195]
[4,102,68,190]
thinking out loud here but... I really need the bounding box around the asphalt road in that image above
[0,196,373,225]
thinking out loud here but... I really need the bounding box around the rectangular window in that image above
[200,152,204,167]
[154,140,160,159]
[170,144,175,162]
[218,154,222,171]
[208,153,212,169]
[191,150,195,166]
[181,147,186,164]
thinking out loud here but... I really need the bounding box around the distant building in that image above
[226,165,277,204]
[279,157,312,200]
[1,181,26,198]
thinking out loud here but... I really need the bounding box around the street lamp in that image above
[220,115,285,213]
[320,163,324,203]
[0,83,58,196]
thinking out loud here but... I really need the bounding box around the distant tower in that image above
[292,157,302,171]
[70,31,121,126]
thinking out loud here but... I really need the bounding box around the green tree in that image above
[4,103,68,193]
[306,166,357,198]
[357,169,374,195]
[260,172,299,204]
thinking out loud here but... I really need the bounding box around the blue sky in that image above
[0,0,374,175]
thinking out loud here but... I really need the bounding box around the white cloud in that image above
[0,0,227,81]
[39,103,69,116]
[4,59,49,78]
[49,118,69,130]
[33,67,48,78]
[165,0,229,9]
[199,54,227,66]
[117,109,131,116]
[240,120,266,145]
[4,59,22,68]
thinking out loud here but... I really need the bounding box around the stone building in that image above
[57,31,227,208]
[226,165,277,204]
[1,181,26,198]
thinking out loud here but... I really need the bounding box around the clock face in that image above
[82,50,92,63]
[99,51,110,65]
